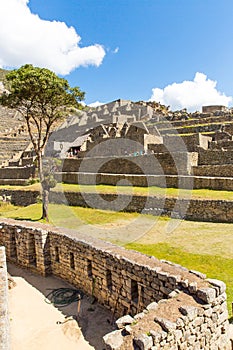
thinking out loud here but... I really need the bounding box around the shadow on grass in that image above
[12,216,42,222]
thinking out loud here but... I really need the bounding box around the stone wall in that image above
[193,165,233,178]
[202,105,228,113]
[0,165,35,179]
[0,189,40,206]
[62,153,198,176]
[198,150,233,165]
[0,219,230,350]
[162,134,211,152]
[0,246,10,350]
[49,191,233,223]
[58,172,233,191]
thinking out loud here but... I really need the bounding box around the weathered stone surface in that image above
[146,302,158,311]
[207,278,226,295]
[154,317,177,332]
[179,305,198,320]
[116,314,135,329]
[197,287,216,303]
[103,330,124,350]
[133,334,153,350]
[190,269,206,279]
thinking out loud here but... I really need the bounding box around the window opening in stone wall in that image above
[10,232,17,259]
[28,233,37,266]
[131,279,139,303]
[106,269,112,290]
[55,246,60,262]
[139,285,145,304]
[87,259,92,277]
[70,252,75,269]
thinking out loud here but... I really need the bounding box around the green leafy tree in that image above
[0,64,85,221]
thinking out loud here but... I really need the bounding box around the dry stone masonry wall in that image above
[0,218,231,349]
[0,246,10,350]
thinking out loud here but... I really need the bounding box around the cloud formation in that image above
[0,0,106,75]
[150,72,232,112]
[88,101,104,108]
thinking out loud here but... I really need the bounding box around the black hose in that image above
[45,287,83,307]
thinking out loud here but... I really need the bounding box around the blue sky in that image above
[1,0,233,111]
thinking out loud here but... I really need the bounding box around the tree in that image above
[0,64,85,221]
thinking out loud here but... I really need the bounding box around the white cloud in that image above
[88,101,105,108]
[150,72,232,112]
[113,47,119,54]
[0,0,106,75]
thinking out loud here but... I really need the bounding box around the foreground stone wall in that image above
[0,219,230,350]
[0,246,10,350]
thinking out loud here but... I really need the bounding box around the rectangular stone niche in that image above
[55,246,60,262]
[10,232,17,260]
[131,279,139,303]
[28,233,36,267]
[106,269,112,291]
[87,259,92,278]
[70,252,75,269]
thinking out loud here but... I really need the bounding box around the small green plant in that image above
[26,177,40,185]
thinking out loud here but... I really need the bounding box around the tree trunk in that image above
[38,151,49,221]
[42,188,49,221]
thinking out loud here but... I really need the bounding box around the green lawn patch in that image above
[1,182,233,201]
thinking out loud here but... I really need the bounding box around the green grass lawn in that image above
[1,182,233,201]
[125,242,233,314]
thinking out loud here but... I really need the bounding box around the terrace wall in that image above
[62,153,198,176]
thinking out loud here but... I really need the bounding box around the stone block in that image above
[116,314,135,329]
[154,316,177,332]
[179,305,198,320]
[133,334,153,350]
[206,279,226,295]
[197,287,216,303]
[103,330,124,350]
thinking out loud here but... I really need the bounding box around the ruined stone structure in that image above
[2,98,233,193]
[0,219,231,349]
[47,100,162,158]
[202,105,228,114]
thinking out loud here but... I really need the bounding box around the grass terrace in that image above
[1,183,233,201]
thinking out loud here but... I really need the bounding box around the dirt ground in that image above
[7,263,115,350]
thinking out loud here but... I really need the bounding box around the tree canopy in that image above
[0,64,85,220]
[0,64,85,154]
